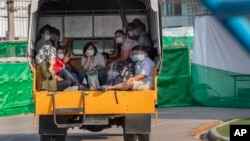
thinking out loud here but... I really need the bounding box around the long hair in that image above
[82,42,98,57]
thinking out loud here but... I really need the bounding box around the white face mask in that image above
[58,53,64,59]
[45,35,51,41]
[131,55,138,62]
[116,37,123,44]
[136,54,145,61]
[87,50,95,56]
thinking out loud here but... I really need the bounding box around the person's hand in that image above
[55,75,64,81]
[85,51,90,57]
[126,77,134,86]
[49,58,56,65]
[63,53,70,63]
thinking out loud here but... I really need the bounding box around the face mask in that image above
[116,37,123,44]
[58,53,64,60]
[131,55,138,62]
[128,31,134,37]
[134,30,139,36]
[87,50,94,56]
[45,35,51,41]
[136,54,145,61]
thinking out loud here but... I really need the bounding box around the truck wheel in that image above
[123,134,137,141]
[40,135,66,141]
[137,134,150,141]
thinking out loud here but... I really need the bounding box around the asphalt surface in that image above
[1,107,250,141]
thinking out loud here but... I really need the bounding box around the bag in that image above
[86,70,100,88]
[108,61,135,85]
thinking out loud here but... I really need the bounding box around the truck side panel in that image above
[35,90,156,115]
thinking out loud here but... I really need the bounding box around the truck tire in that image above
[123,134,137,141]
[137,134,150,141]
[123,134,150,141]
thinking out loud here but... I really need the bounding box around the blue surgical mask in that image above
[87,50,94,56]
[136,54,145,61]
[45,35,51,41]
[131,55,138,62]
[116,37,123,44]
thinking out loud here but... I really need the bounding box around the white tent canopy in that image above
[192,16,250,74]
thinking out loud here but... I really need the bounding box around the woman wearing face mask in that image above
[110,30,138,66]
[78,42,107,88]
[35,24,53,56]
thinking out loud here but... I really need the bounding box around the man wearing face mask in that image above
[101,45,155,91]
[111,30,138,66]
[35,24,53,56]
[134,22,157,61]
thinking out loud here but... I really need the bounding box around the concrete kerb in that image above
[207,119,239,141]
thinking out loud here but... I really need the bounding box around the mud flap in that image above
[123,114,151,141]
[124,114,151,134]
[39,115,67,136]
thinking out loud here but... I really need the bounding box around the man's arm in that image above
[112,49,129,64]
[118,0,129,31]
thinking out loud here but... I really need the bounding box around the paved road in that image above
[1,107,250,141]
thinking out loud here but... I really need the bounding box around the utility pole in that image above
[6,0,15,40]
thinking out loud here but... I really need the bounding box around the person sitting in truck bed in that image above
[101,45,155,91]
[36,45,71,91]
[54,47,82,90]
[134,22,157,61]
[109,30,138,66]
[78,42,107,90]
[50,27,62,48]
[35,24,53,56]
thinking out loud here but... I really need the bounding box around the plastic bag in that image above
[86,70,100,88]
[107,65,119,85]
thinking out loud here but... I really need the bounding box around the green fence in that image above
[157,36,193,107]
[191,63,250,108]
[0,41,28,57]
[0,62,34,116]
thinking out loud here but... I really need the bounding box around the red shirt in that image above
[53,57,65,74]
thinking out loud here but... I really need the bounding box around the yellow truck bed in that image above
[35,90,156,115]
[32,68,158,115]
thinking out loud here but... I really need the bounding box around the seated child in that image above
[54,47,82,89]
[102,45,155,91]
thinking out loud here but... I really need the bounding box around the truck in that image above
[27,0,162,141]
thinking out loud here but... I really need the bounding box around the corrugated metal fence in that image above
[0,0,30,41]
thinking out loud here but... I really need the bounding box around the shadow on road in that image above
[152,107,250,120]
[0,133,123,141]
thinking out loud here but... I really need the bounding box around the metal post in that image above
[6,0,15,40]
